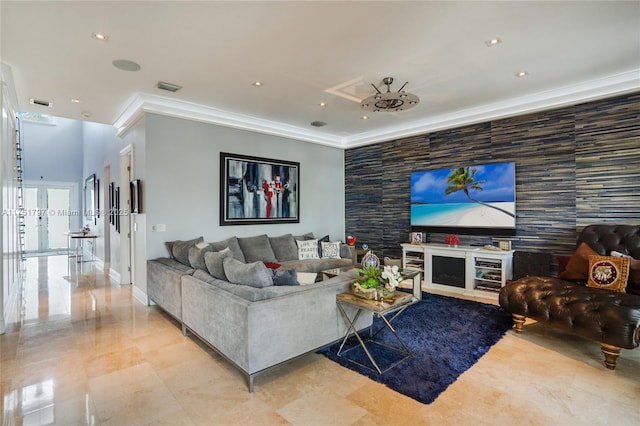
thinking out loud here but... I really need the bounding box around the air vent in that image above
[157,81,182,92]
[30,98,52,107]
[310,121,327,127]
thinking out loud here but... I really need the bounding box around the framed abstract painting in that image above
[220,152,299,225]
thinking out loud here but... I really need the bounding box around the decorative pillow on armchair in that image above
[586,255,629,293]
[558,242,598,281]
[296,239,319,260]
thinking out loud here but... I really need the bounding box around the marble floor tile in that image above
[2,255,639,426]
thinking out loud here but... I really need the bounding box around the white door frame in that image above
[119,145,133,285]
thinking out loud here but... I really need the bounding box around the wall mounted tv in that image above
[410,162,516,237]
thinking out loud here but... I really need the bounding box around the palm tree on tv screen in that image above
[445,167,515,218]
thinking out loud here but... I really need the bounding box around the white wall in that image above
[143,113,346,262]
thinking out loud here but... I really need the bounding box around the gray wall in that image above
[345,92,640,263]
[143,114,346,261]
[22,117,83,185]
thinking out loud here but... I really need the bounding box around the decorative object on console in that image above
[360,77,419,112]
[410,232,423,244]
[347,235,357,246]
[220,152,299,226]
[444,234,460,247]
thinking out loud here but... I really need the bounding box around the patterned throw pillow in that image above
[296,239,319,260]
[321,241,341,259]
[586,255,630,293]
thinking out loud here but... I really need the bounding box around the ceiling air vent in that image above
[310,121,327,127]
[157,81,182,92]
[30,98,52,107]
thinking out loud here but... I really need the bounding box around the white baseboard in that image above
[132,285,148,306]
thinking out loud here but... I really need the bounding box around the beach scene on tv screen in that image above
[411,162,516,228]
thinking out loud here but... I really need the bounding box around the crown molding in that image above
[113,94,344,147]
[113,70,639,148]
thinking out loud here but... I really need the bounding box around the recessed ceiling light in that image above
[485,37,502,47]
[91,32,109,42]
[319,102,327,107]
[71,99,81,103]
[515,71,529,78]
[252,81,263,87]
[81,111,92,118]
[361,116,369,120]
[112,59,141,72]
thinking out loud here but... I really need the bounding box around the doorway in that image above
[23,182,78,254]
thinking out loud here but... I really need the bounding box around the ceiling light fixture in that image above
[319,102,327,107]
[485,37,502,47]
[252,81,263,87]
[91,32,109,42]
[360,77,419,112]
[71,99,81,103]
[515,71,529,78]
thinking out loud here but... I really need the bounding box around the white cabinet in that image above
[401,243,513,299]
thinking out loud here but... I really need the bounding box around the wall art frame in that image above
[130,179,142,214]
[220,152,299,226]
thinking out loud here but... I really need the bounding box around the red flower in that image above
[445,234,460,245]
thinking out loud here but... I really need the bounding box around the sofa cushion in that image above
[238,234,278,263]
[317,234,330,257]
[280,258,353,273]
[188,244,216,270]
[210,236,246,263]
[293,232,314,241]
[272,268,299,286]
[223,257,273,288]
[558,242,598,281]
[167,236,204,266]
[269,234,299,262]
[321,241,341,259]
[296,239,320,260]
[587,255,630,293]
[204,248,232,281]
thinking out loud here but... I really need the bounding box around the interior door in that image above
[23,183,75,253]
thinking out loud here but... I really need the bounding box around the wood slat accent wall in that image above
[345,92,640,260]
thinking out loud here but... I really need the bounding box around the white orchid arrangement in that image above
[380,265,403,288]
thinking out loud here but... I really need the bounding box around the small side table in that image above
[336,291,417,374]
[67,232,97,263]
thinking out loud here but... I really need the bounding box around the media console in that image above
[401,243,514,299]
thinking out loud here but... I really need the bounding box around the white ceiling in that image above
[2,1,639,148]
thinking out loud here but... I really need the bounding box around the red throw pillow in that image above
[558,242,598,281]
[263,262,281,270]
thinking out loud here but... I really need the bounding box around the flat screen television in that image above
[410,162,516,236]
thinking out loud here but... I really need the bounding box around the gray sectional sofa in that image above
[147,233,371,391]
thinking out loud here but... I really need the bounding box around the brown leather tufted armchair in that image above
[499,224,640,370]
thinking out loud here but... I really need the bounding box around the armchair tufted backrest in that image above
[577,224,640,259]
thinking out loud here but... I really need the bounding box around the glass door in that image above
[24,184,75,253]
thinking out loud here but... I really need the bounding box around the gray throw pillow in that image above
[272,268,299,286]
[237,234,278,263]
[269,234,299,262]
[317,234,330,258]
[168,236,204,266]
[294,232,314,241]
[204,248,231,281]
[188,244,215,270]
[210,236,246,263]
[223,257,273,288]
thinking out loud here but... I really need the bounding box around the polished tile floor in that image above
[1,255,639,425]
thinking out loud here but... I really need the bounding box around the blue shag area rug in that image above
[318,292,513,404]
